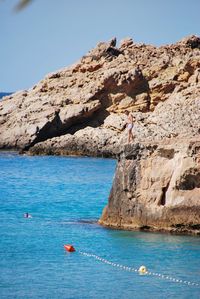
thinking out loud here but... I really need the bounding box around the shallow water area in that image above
[0,152,199,299]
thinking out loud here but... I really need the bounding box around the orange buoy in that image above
[64,244,76,252]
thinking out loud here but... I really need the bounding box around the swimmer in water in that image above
[24,213,32,218]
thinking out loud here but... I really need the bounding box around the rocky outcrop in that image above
[0,35,200,157]
[29,127,120,158]
[0,35,200,234]
[99,139,200,234]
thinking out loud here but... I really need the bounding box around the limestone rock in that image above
[119,38,134,48]
[103,114,126,131]
[0,35,200,155]
[99,140,200,234]
[0,35,199,234]
[29,127,121,158]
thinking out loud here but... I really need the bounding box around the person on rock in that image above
[125,110,135,143]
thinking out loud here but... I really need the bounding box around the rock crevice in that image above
[99,141,200,234]
[0,35,200,234]
[1,35,199,155]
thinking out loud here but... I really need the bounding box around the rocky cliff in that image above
[99,140,200,234]
[0,35,199,156]
[0,35,200,234]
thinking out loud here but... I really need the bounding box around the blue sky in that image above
[1,0,200,92]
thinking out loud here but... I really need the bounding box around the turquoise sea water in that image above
[0,152,199,299]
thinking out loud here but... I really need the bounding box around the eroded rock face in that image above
[0,35,199,156]
[29,127,121,158]
[99,140,200,234]
[0,35,200,234]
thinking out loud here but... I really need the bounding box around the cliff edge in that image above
[0,35,200,156]
[0,35,200,234]
[99,140,200,234]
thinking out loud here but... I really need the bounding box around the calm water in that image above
[0,152,199,299]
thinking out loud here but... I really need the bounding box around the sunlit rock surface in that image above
[1,35,200,234]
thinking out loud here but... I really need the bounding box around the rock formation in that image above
[99,140,200,235]
[0,35,199,155]
[0,35,200,234]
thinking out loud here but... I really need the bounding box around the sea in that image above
[0,152,199,299]
[0,92,13,99]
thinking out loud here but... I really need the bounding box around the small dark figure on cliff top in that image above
[109,37,117,47]
[125,110,135,143]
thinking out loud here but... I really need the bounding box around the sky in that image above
[1,0,200,92]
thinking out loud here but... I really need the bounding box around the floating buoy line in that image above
[64,245,199,287]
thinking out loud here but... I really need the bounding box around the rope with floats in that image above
[64,244,199,287]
